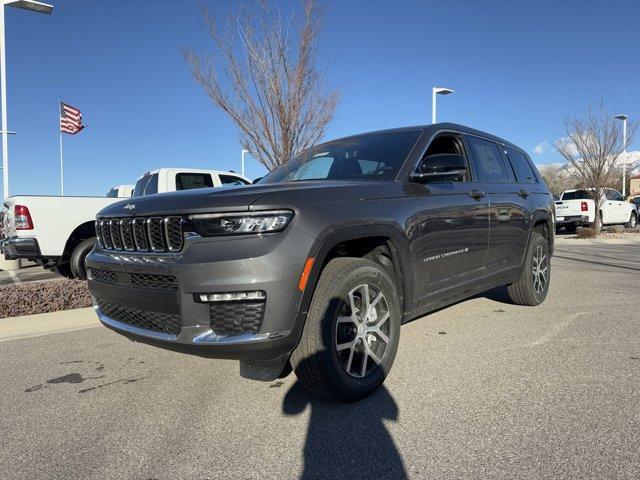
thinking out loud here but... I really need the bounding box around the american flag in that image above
[59,102,85,134]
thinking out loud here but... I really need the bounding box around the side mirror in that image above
[252,177,263,184]
[411,154,467,182]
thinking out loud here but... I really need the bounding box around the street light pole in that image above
[432,86,454,124]
[614,114,628,197]
[0,0,53,200]
[241,149,249,177]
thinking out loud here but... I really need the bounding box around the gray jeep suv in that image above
[87,123,554,401]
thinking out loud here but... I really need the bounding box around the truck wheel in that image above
[51,263,74,279]
[290,257,401,402]
[506,232,550,306]
[625,213,637,229]
[70,238,96,280]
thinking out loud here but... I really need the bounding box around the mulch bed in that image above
[0,279,92,319]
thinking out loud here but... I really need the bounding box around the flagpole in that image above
[58,100,63,196]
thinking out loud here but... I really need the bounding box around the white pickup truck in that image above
[555,188,637,232]
[1,168,251,279]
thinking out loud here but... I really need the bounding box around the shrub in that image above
[576,227,598,239]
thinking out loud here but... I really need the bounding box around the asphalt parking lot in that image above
[1,240,639,479]
[0,262,60,286]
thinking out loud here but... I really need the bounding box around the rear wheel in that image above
[625,213,637,229]
[506,232,550,306]
[70,238,97,280]
[290,257,401,402]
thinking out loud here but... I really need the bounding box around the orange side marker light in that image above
[298,258,315,292]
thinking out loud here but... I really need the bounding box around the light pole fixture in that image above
[432,87,454,124]
[241,149,249,177]
[613,114,628,197]
[1,0,53,200]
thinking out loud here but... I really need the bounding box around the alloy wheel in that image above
[335,284,391,378]
[532,245,548,294]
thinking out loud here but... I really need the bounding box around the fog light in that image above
[197,291,266,302]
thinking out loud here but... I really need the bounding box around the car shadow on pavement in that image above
[282,381,407,480]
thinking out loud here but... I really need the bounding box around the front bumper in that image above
[1,236,41,259]
[86,226,315,366]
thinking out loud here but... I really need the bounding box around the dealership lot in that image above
[1,241,639,480]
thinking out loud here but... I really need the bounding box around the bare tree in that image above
[554,102,636,229]
[182,0,338,172]
[537,164,577,197]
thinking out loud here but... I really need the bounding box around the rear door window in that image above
[219,174,250,186]
[466,136,510,183]
[176,173,214,191]
[505,146,537,184]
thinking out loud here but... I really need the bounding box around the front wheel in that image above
[625,213,637,229]
[290,257,401,402]
[506,232,550,306]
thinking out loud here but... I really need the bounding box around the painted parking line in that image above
[8,270,21,284]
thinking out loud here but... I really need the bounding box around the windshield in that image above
[257,130,421,184]
[561,189,594,200]
[133,174,159,197]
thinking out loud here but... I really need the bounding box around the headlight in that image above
[190,210,294,236]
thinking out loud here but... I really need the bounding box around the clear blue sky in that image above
[5,0,639,196]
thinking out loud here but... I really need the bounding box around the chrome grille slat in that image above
[109,219,124,250]
[132,218,150,251]
[101,220,113,249]
[147,217,166,252]
[97,216,183,253]
[164,217,183,252]
[120,218,135,251]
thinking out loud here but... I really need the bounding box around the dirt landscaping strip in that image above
[0,279,92,319]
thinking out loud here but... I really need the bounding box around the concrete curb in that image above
[0,307,99,342]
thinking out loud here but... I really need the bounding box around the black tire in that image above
[565,225,576,234]
[51,263,74,279]
[625,213,637,229]
[69,237,96,280]
[290,257,401,402]
[506,232,550,306]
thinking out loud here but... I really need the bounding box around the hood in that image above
[96,181,388,217]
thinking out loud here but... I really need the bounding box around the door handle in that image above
[518,189,530,198]
[468,189,486,200]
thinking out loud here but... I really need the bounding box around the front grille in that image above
[95,216,184,253]
[130,273,178,291]
[209,301,265,336]
[88,268,117,284]
[98,300,181,335]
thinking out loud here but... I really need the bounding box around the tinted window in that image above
[258,130,421,184]
[561,190,594,200]
[418,134,469,182]
[219,174,250,186]
[505,146,537,184]
[106,188,118,198]
[133,173,159,197]
[467,136,510,183]
[176,173,213,191]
